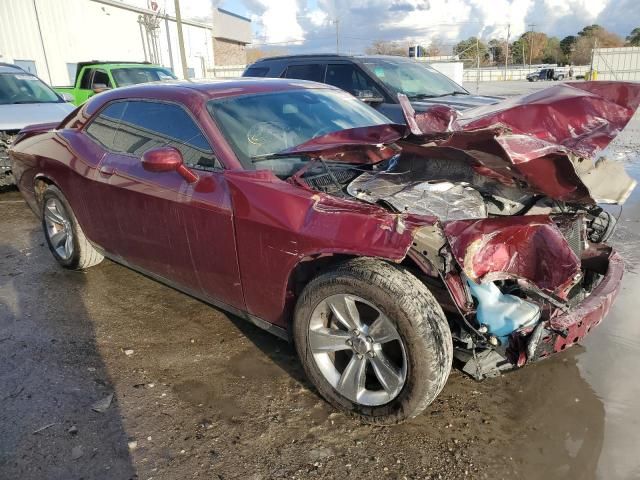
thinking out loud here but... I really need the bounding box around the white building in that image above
[0,0,251,85]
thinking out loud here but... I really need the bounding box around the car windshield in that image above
[0,72,61,104]
[111,67,176,87]
[208,88,391,174]
[361,57,467,100]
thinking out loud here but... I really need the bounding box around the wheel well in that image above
[34,176,57,206]
[284,252,435,330]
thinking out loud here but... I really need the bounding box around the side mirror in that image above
[60,92,75,102]
[356,90,384,104]
[141,146,198,183]
[361,96,385,104]
[92,84,111,93]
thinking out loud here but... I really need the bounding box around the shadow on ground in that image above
[0,202,135,479]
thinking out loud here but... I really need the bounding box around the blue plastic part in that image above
[466,279,541,342]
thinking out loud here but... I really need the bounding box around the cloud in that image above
[236,0,639,52]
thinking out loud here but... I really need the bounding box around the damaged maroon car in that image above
[9,79,639,424]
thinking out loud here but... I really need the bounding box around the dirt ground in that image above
[2,82,640,480]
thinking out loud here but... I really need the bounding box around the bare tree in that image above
[366,40,410,56]
[246,47,287,64]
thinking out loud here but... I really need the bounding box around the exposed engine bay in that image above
[295,149,618,245]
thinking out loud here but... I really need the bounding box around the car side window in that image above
[85,101,127,150]
[79,68,95,89]
[244,66,269,77]
[92,70,111,88]
[87,100,221,171]
[325,64,383,98]
[283,64,325,82]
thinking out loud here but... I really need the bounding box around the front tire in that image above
[41,185,103,270]
[293,258,452,424]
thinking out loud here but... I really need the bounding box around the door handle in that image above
[99,165,115,176]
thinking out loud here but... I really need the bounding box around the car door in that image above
[88,99,244,310]
[77,68,112,104]
[322,62,402,122]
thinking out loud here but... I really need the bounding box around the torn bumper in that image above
[519,249,624,363]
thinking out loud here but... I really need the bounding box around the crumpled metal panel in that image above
[398,94,459,135]
[459,82,640,156]
[275,124,405,157]
[550,251,623,333]
[402,81,640,205]
[444,215,582,295]
[348,171,487,221]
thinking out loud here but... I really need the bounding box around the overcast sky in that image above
[160,0,640,52]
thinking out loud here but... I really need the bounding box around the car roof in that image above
[250,53,415,64]
[83,78,336,114]
[77,60,156,70]
[0,63,27,74]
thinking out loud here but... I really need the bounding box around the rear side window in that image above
[86,100,220,170]
[325,64,383,98]
[85,102,126,150]
[284,64,325,82]
[243,66,269,77]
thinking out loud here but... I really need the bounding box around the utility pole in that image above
[528,23,536,67]
[32,0,52,83]
[504,23,510,81]
[476,36,480,93]
[334,18,340,54]
[174,0,189,79]
[590,37,598,79]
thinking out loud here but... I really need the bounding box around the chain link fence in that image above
[591,47,640,81]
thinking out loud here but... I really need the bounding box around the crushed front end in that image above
[279,81,639,380]
[428,218,624,380]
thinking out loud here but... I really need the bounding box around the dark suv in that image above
[243,54,499,124]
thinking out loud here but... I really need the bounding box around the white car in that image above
[0,63,74,186]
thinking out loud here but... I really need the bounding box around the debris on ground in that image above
[32,423,57,434]
[71,446,84,460]
[91,393,114,413]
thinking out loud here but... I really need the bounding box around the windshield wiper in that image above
[11,100,55,104]
[407,93,438,100]
[250,152,308,163]
[409,91,468,100]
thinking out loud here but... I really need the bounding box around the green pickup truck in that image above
[54,61,177,105]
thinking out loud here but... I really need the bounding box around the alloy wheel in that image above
[308,294,407,406]
[44,197,74,261]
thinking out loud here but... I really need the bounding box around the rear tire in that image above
[293,258,452,424]
[41,185,103,270]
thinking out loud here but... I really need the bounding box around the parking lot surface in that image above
[2,81,640,480]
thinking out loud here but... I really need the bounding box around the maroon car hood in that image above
[459,81,640,155]
[400,81,640,205]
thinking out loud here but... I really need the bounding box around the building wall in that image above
[0,0,214,84]
[213,39,246,66]
[213,9,252,45]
